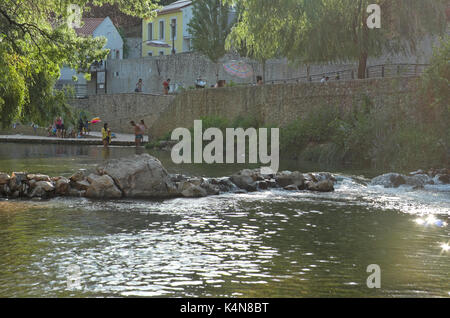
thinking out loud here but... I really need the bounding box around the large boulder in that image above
[27,174,51,182]
[276,171,305,188]
[86,174,122,199]
[307,180,335,192]
[209,177,238,193]
[199,180,220,196]
[0,173,10,185]
[96,154,177,198]
[371,173,406,188]
[70,170,87,182]
[437,174,450,184]
[28,186,46,198]
[0,184,11,197]
[230,170,258,192]
[68,187,84,198]
[55,177,70,195]
[35,181,55,192]
[9,172,27,192]
[73,180,90,191]
[405,174,432,187]
[179,180,208,198]
[28,181,54,198]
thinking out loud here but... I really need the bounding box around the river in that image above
[0,143,449,297]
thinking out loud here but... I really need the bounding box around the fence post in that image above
[366,67,369,78]
[381,65,385,78]
[397,65,400,75]
[351,70,354,79]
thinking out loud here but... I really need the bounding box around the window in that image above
[159,20,165,40]
[115,50,120,59]
[171,18,177,40]
[184,38,193,51]
[148,51,153,56]
[147,23,153,41]
[159,51,164,56]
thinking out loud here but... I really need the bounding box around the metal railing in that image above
[54,83,88,99]
[267,63,429,85]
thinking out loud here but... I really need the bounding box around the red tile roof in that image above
[75,18,105,36]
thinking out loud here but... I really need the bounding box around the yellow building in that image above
[142,0,193,57]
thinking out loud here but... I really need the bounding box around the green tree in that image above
[225,1,281,82]
[227,0,448,79]
[188,0,235,81]
[0,0,159,128]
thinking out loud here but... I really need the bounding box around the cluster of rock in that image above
[370,168,450,189]
[0,154,337,200]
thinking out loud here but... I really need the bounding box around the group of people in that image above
[100,120,148,148]
[135,75,264,95]
[47,117,65,138]
[47,117,76,138]
[78,117,90,137]
[135,78,172,95]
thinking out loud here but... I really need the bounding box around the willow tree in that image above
[225,1,281,82]
[227,0,448,79]
[0,0,159,128]
[188,0,235,81]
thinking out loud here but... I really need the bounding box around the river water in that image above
[0,143,449,297]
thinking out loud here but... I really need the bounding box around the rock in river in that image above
[0,173,11,185]
[86,174,122,199]
[55,177,70,195]
[96,153,177,198]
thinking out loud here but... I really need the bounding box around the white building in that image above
[58,17,124,96]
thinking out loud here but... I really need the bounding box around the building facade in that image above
[142,0,193,57]
[58,17,123,97]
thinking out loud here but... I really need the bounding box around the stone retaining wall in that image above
[150,76,420,138]
[72,93,175,135]
[70,76,420,139]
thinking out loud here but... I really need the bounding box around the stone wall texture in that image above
[72,76,420,139]
[150,76,420,138]
[72,93,175,135]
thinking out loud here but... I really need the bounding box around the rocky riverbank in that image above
[0,154,337,200]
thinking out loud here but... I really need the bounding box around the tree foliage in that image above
[188,0,235,79]
[226,0,448,78]
[0,0,159,128]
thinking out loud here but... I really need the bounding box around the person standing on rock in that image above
[102,123,111,147]
[131,121,143,147]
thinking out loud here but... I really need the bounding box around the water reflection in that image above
[0,184,449,297]
[101,147,110,160]
[0,143,449,297]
